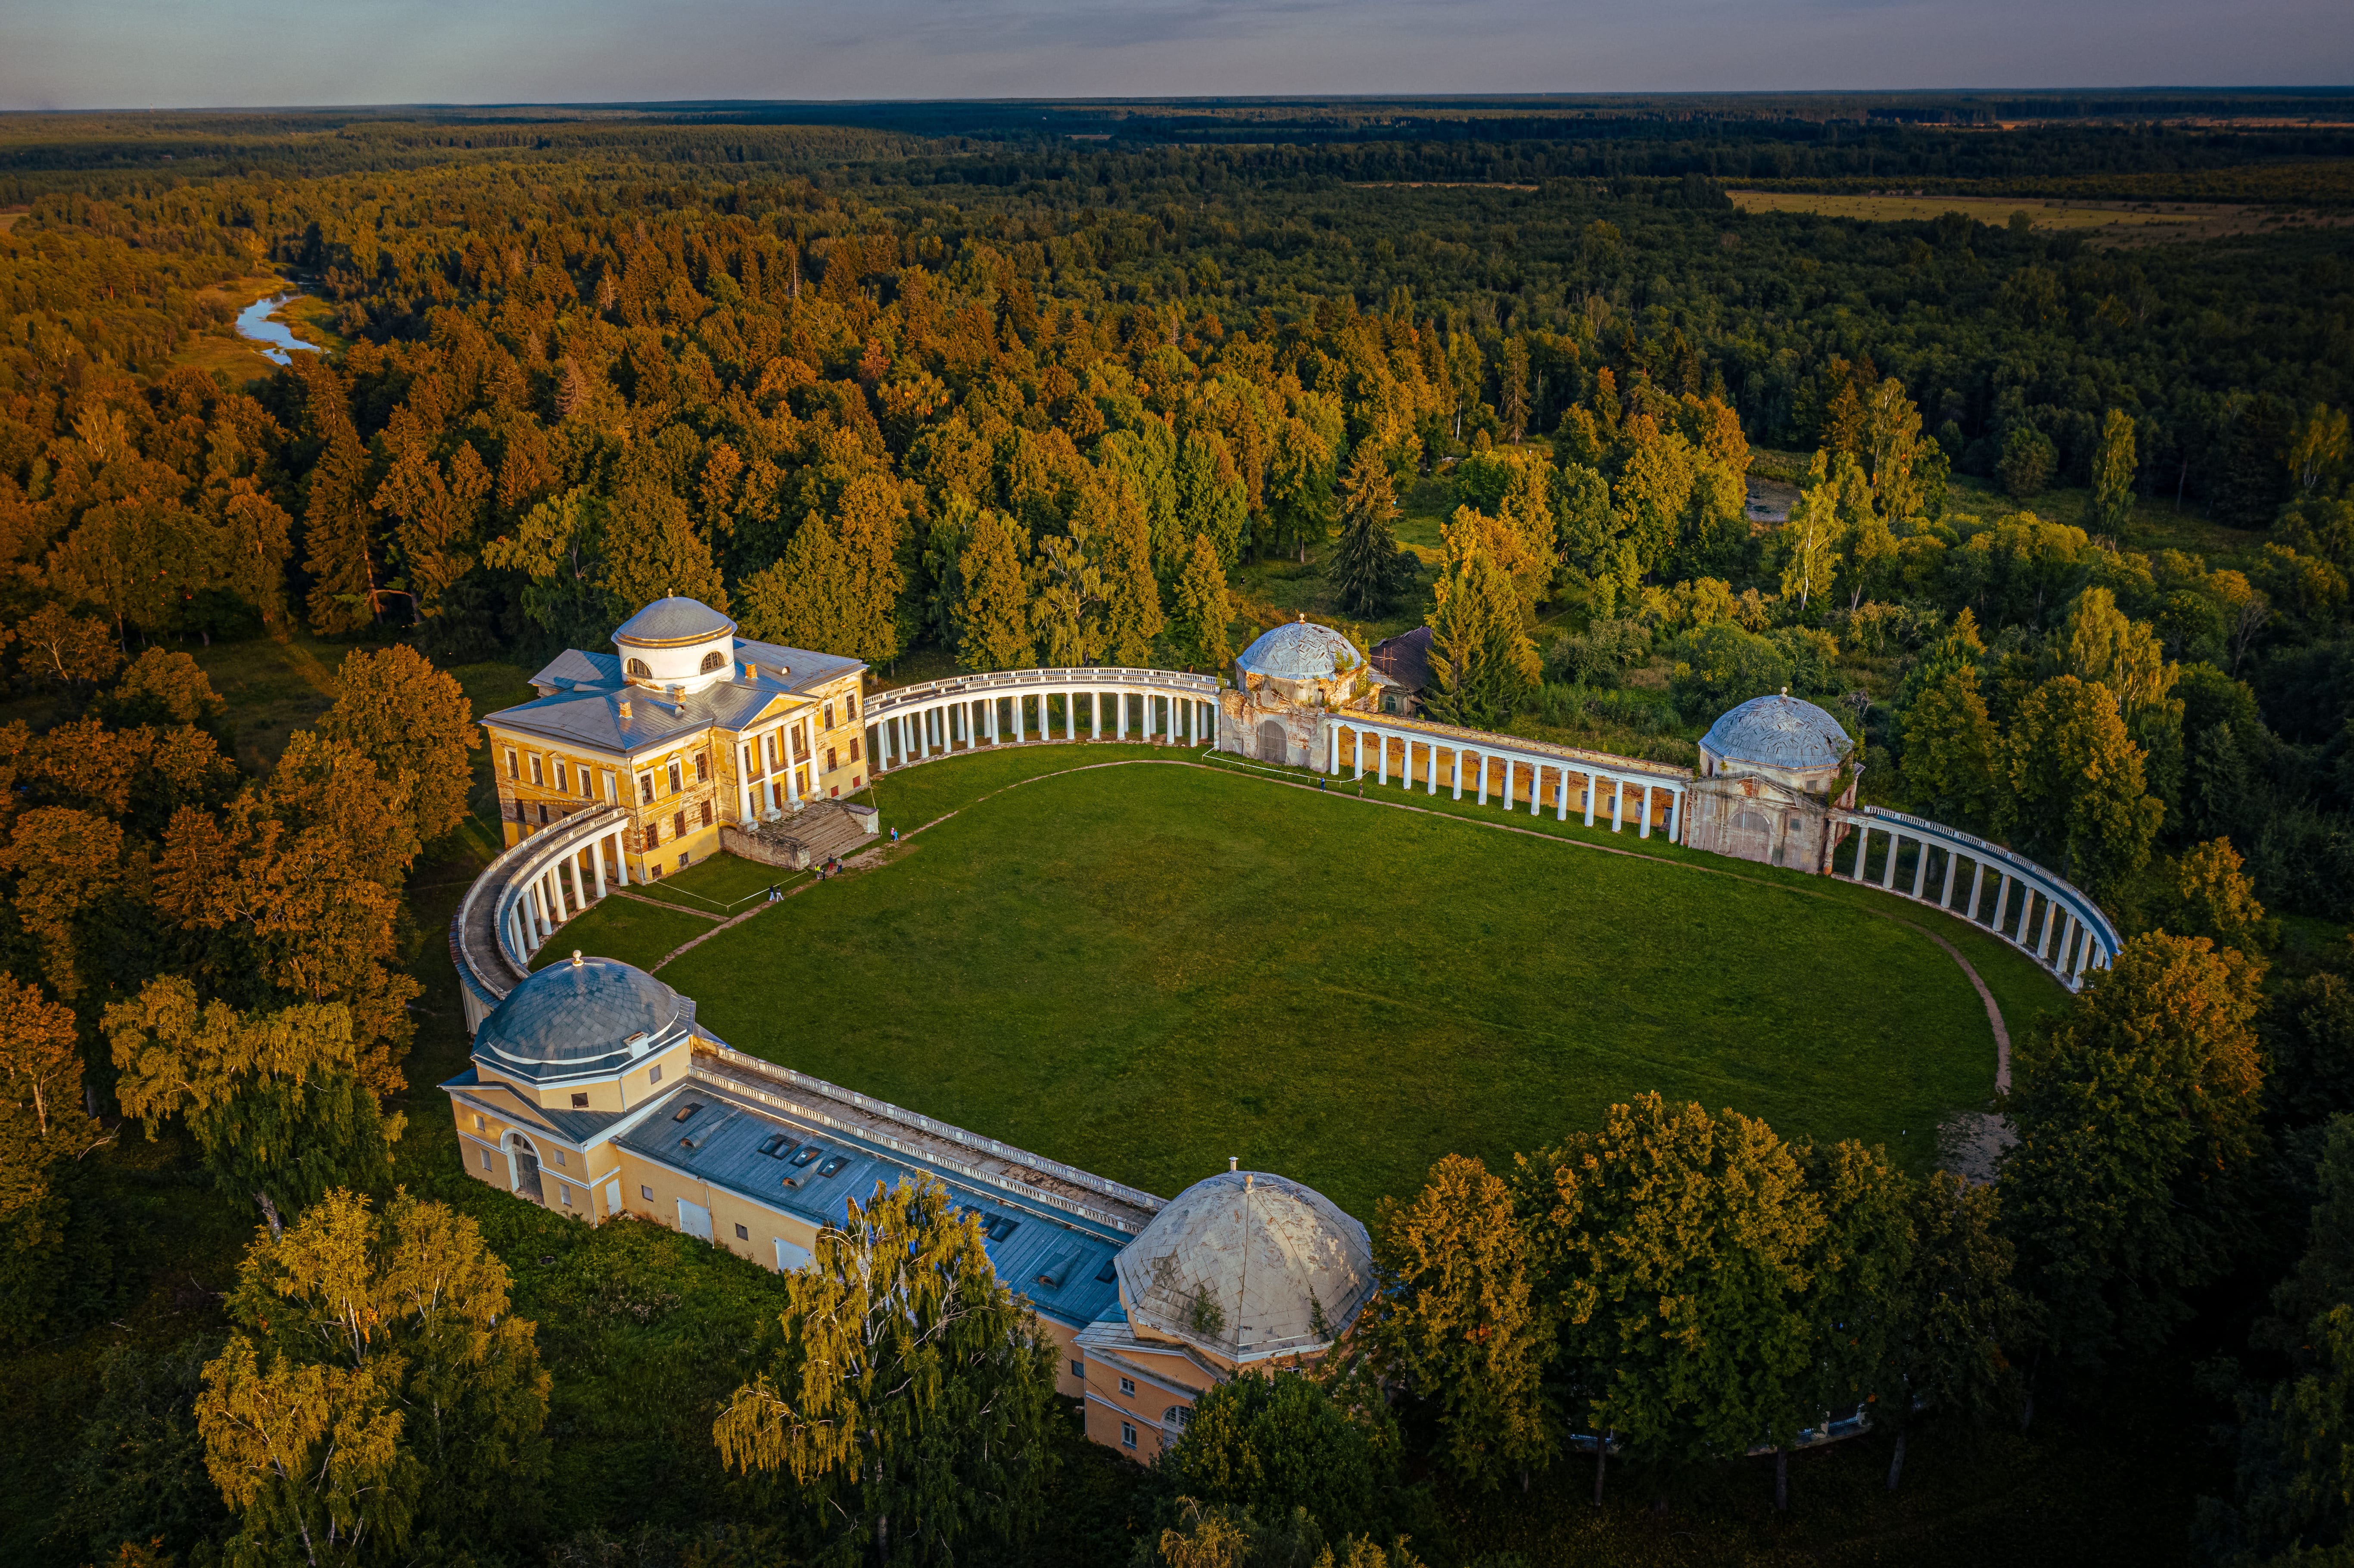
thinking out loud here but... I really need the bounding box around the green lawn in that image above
[544,744,2055,1219]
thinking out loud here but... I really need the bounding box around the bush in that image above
[1998,426,2059,498]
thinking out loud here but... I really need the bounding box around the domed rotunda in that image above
[1223,618,1379,766]
[473,952,698,1092]
[1686,691,1861,871]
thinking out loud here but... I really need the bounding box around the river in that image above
[234,292,324,365]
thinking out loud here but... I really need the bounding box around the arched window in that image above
[625,657,651,679]
[699,650,726,674]
[1163,1405,1191,1432]
[1734,811,1770,834]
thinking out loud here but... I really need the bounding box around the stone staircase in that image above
[725,800,877,871]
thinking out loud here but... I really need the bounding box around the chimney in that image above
[1228,1156,1238,1172]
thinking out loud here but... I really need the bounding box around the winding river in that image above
[234,292,323,365]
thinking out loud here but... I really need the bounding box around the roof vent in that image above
[1228,1156,1238,1172]
[618,700,632,719]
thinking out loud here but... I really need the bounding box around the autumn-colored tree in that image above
[199,1190,549,1565]
[2061,588,2177,722]
[713,1176,1059,1565]
[94,647,229,738]
[107,977,400,1236]
[1087,474,1166,666]
[1177,428,1250,566]
[373,437,491,623]
[15,604,123,691]
[1516,1095,1823,1490]
[1370,1154,1558,1490]
[297,361,384,634]
[1776,453,1843,615]
[0,973,109,1342]
[2004,932,2267,1367]
[1169,533,1237,673]
[2090,409,2139,539]
[2002,675,2164,901]
[1,806,129,1000]
[1030,523,1108,671]
[315,647,479,849]
[954,508,1034,671]
[601,477,727,615]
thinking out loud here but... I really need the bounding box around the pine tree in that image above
[600,478,727,614]
[296,361,382,635]
[1176,428,1250,566]
[1332,447,1412,616]
[954,508,1035,671]
[1169,532,1236,672]
[1423,523,1538,731]
[1089,476,1165,666]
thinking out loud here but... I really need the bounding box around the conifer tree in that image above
[294,361,383,635]
[955,508,1034,671]
[1331,447,1413,616]
[1090,476,1165,666]
[1423,523,1538,731]
[1176,428,1250,566]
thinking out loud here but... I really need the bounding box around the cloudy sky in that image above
[1,0,2348,110]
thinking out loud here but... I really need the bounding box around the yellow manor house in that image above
[486,596,871,879]
[450,595,2125,1462]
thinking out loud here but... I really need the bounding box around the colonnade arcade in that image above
[1835,805,2119,989]
[1323,717,1690,840]
[865,666,1221,775]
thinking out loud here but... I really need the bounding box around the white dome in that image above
[1114,1170,1373,1362]
[610,598,736,694]
[1701,692,1853,775]
[1236,621,1364,682]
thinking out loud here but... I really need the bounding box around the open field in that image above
[1728,188,2351,244]
[541,745,2055,1218]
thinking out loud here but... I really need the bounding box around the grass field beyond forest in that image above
[548,748,2036,1216]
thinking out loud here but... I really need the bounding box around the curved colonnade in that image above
[451,666,2118,1030]
[1835,805,2120,988]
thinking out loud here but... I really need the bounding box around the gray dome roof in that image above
[1236,620,1364,681]
[1115,1170,1373,1362]
[613,597,735,648]
[1702,692,1853,774]
[476,957,688,1071]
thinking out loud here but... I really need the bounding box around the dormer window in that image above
[626,658,652,680]
[700,650,725,674]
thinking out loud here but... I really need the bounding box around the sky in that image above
[0,0,2348,111]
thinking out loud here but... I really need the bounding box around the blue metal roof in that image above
[475,957,687,1070]
[1237,620,1364,681]
[493,637,866,755]
[617,1081,1128,1330]
[441,1064,626,1144]
[1701,693,1852,774]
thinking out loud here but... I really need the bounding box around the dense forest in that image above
[3,97,2354,1568]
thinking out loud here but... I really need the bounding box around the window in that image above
[529,754,545,785]
[826,747,838,773]
[1096,1260,1118,1284]
[758,1133,796,1158]
[648,1063,663,1085]
[473,1114,485,1131]
[1119,1377,1136,1397]
[504,748,518,780]
[673,1102,703,1123]
[536,803,548,825]
[1164,1406,1191,1431]
[673,809,688,840]
[571,1092,588,1108]
[1071,1359,1084,1378]
[766,732,782,769]
[818,1155,851,1178]
[744,744,761,779]
[552,1149,567,1167]
[481,1148,493,1171]
[554,761,568,793]
[849,737,861,762]
[601,769,617,803]
[558,1184,572,1207]
[734,1222,750,1240]
[700,650,726,674]
[641,1184,654,1201]
[638,773,656,805]
[626,657,651,679]
[667,761,683,794]
[847,693,859,719]
[643,817,660,846]
[694,753,709,784]
[789,1146,824,1167]
[1121,1422,1137,1450]
[699,801,713,828]
[1734,810,1770,834]
[823,703,834,730]
[985,1216,1019,1242]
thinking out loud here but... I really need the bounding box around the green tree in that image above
[198,1189,551,1566]
[741,477,908,664]
[2158,837,2273,956]
[314,646,478,849]
[2091,409,2139,539]
[1265,417,1337,563]
[1157,1370,1403,1547]
[1089,476,1165,666]
[1881,1172,2029,1489]
[481,486,622,649]
[1423,530,1537,731]
[1777,453,1842,615]
[2002,675,2165,900]
[1900,667,2005,834]
[106,978,399,1237]
[1177,429,1250,566]
[2004,932,2267,1367]
[1518,1095,1822,1488]
[1331,448,1414,617]
[1169,533,1237,673]
[1998,426,2058,500]
[601,477,727,616]
[1370,1153,1557,1490]
[713,1176,1060,1567]
[2287,403,2350,498]
[954,509,1035,671]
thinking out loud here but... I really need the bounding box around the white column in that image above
[592,839,608,899]
[1882,838,1901,890]
[1636,783,1651,839]
[1557,768,1569,822]
[1013,694,1025,743]
[1475,752,1488,805]
[1501,759,1514,811]
[1451,749,1464,800]
[545,869,567,924]
[2035,896,2056,960]
[1429,744,1441,795]
[1377,731,1389,787]
[1610,777,1624,832]
[2058,917,2080,977]
[1666,787,1682,843]
[1932,849,1950,907]
[613,830,629,887]
[740,771,756,822]
[1583,772,1596,827]
[1966,859,1986,921]
[1353,729,1364,778]
[1328,725,1340,774]
[526,882,545,941]
[1091,693,1102,740]
[1909,843,1927,898]
[1530,766,1542,816]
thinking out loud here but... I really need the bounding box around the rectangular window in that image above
[648,1063,663,1084]
[481,1148,493,1171]
[673,809,688,839]
[558,1184,572,1207]
[641,1184,654,1201]
[552,1148,567,1167]
[638,774,656,805]
[667,760,683,793]
[694,752,709,784]
[570,1092,588,1108]
[766,732,782,769]
[795,766,808,796]
[823,702,834,731]
[528,754,544,786]
[644,817,660,846]
[504,748,518,780]
[473,1114,484,1130]
[734,1223,749,1241]
[826,747,838,773]
[744,744,761,779]
[536,803,549,825]
[794,722,808,761]
[699,801,713,828]
[847,693,859,719]
[849,738,861,762]
[1121,1423,1137,1450]
[554,761,568,794]
[1070,1359,1083,1378]
[601,769,617,803]
[1119,1377,1136,1397]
